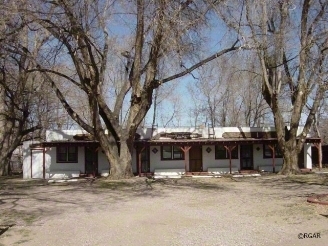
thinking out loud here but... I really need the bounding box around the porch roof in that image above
[134,137,321,146]
[29,137,321,149]
[30,140,100,148]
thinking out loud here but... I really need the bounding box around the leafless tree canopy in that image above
[217,0,328,174]
[0,0,62,175]
[21,0,240,178]
[2,0,326,177]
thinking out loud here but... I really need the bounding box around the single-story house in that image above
[22,126,320,179]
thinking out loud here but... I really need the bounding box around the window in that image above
[215,145,238,159]
[161,146,184,160]
[57,146,78,162]
[263,144,283,158]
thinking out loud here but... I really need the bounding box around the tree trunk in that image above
[279,143,301,175]
[313,118,322,170]
[318,142,322,170]
[100,138,134,179]
[0,84,6,176]
[0,152,10,176]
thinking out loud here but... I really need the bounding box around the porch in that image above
[25,141,109,179]
[134,137,320,177]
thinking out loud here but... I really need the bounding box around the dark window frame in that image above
[215,145,239,159]
[161,145,184,160]
[263,144,283,159]
[56,146,78,163]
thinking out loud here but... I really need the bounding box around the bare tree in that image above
[234,53,271,126]
[187,52,269,127]
[219,0,328,174]
[26,0,240,178]
[187,60,230,127]
[0,1,57,175]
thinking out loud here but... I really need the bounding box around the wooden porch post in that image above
[224,145,236,174]
[180,146,192,174]
[268,145,275,173]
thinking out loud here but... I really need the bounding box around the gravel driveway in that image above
[0,175,327,246]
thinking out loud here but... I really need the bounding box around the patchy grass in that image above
[22,214,38,225]
[96,177,232,191]
[96,180,135,190]
[0,177,47,191]
[1,210,39,227]
[287,173,328,186]
[13,231,32,246]
[14,239,30,245]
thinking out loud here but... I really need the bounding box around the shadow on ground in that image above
[0,174,326,234]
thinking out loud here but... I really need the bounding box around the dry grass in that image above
[287,173,328,186]
[1,174,328,245]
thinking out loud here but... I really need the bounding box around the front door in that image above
[85,146,98,177]
[240,145,253,170]
[298,147,305,168]
[139,147,150,173]
[189,146,203,172]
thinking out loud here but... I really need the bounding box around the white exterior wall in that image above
[252,144,283,172]
[23,141,50,179]
[31,149,44,178]
[202,145,240,171]
[149,146,185,172]
[46,129,87,141]
[23,146,111,179]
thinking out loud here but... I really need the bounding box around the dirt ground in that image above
[0,174,328,246]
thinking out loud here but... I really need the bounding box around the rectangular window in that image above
[161,146,184,160]
[57,146,78,163]
[173,146,184,159]
[215,145,238,159]
[162,146,172,159]
[263,144,283,158]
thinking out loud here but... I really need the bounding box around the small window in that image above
[263,144,283,158]
[215,145,238,159]
[161,146,184,160]
[162,146,172,159]
[57,146,78,163]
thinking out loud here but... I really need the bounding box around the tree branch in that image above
[27,68,83,89]
[38,65,94,133]
[158,40,240,86]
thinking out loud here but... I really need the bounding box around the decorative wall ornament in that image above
[206,147,212,153]
[152,148,158,154]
